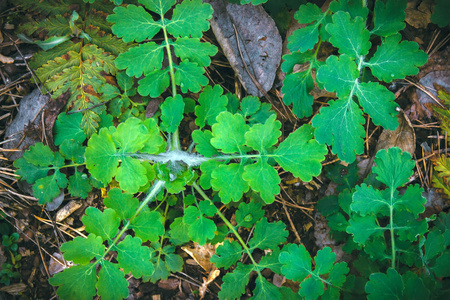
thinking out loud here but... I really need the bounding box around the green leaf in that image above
[33,171,67,204]
[174,61,208,93]
[49,264,97,300]
[365,268,403,300]
[274,124,327,181]
[168,217,191,246]
[166,0,213,38]
[115,42,164,77]
[287,3,324,52]
[115,157,148,193]
[279,244,312,283]
[108,5,161,42]
[211,163,249,204]
[245,114,281,152]
[373,147,414,190]
[142,118,166,154]
[139,0,176,15]
[192,130,219,157]
[104,188,139,221]
[211,112,249,153]
[97,260,129,300]
[85,127,119,184]
[59,139,85,164]
[243,160,280,204]
[160,94,185,133]
[116,235,154,278]
[54,113,86,146]
[132,210,165,242]
[329,0,369,19]
[312,99,365,163]
[281,71,314,119]
[195,85,227,129]
[346,214,380,244]
[371,0,407,37]
[249,218,287,250]
[326,11,371,58]
[68,172,91,199]
[235,201,265,228]
[316,54,358,98]
[218,263,253,300]
[199,160,222,190]
[424,230,445,261]
[183,206,217,245]
[431,0,450,27]
[367,34,428,83]
[355,82,398,130]
[138,68,170,97]
[210,240,242,269]
[173,37,217,67]
[432,251,450,277]
[82,207,120,241]
[251,276,282,300]
[60,234,104,265]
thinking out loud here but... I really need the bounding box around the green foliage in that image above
[431,0,450,28]
[18,0,131,135]
[50,183,165,300]
[0,222,22,286]
[107,0,217,97]
[318,147,450,298]
[280,245,349,299]
[283,0,428,162]
[14,0,444,299]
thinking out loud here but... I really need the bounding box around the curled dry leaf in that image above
[375,109,416,155]
[55,200,83,222]
[0,53,14,64]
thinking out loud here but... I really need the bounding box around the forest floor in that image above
[0,0,449,299]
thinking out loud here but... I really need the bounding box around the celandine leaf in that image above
[49,264,97,300]
[273,124,327,181]
[97,260,129,300]
[116,235,154,278]
[60,234,104,265]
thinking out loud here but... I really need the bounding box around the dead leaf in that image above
[0,283,27,295]
[181,243,216,273]
[207,0,282,97]
[55,200,83,222]
[199,269,220,299]
[375,110,416,155]
[405,0,432,29]
[0,53,14,64]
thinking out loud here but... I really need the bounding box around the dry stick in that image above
[404,78,445,108]
[231,23,288,120]
[281,197,303,245]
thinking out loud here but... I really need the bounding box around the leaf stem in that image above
[101,180,165,260]
[389,189,396,270]
[192,182,263,277]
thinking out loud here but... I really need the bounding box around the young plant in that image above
[282,0,428,162]
[319,147,450,298]
[14,1,327,299]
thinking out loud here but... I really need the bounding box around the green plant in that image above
[282,0,428,163]
[0,220,22,286]
[318,147,450,298]
[13,0,449,299]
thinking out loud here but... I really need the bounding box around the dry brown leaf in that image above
[375,110,416,155]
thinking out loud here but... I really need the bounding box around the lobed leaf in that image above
[97,260,129,300]
[367,34,428,83]
[82,207,120,241]
[60,234,104,265]
[195,85,228,129]
[326,11,371,58]
[160,94,185,133]
[166,0,213,38]
[273,124,327,181]
[116,235,154,278]
[371,0,407,37]
[211,163,249,204]
[49,264,97,300]
[115,42,165,77]
[249,218,287,250]
[365,268,403,300]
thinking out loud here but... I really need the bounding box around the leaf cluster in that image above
[18,0,132,135]
[318,147,450,298]
[283,0,428,162]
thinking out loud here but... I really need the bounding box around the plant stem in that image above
[390,189,396,270]
[192,182,263,277]
[161,24,181,151]
[101,180,165,260]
